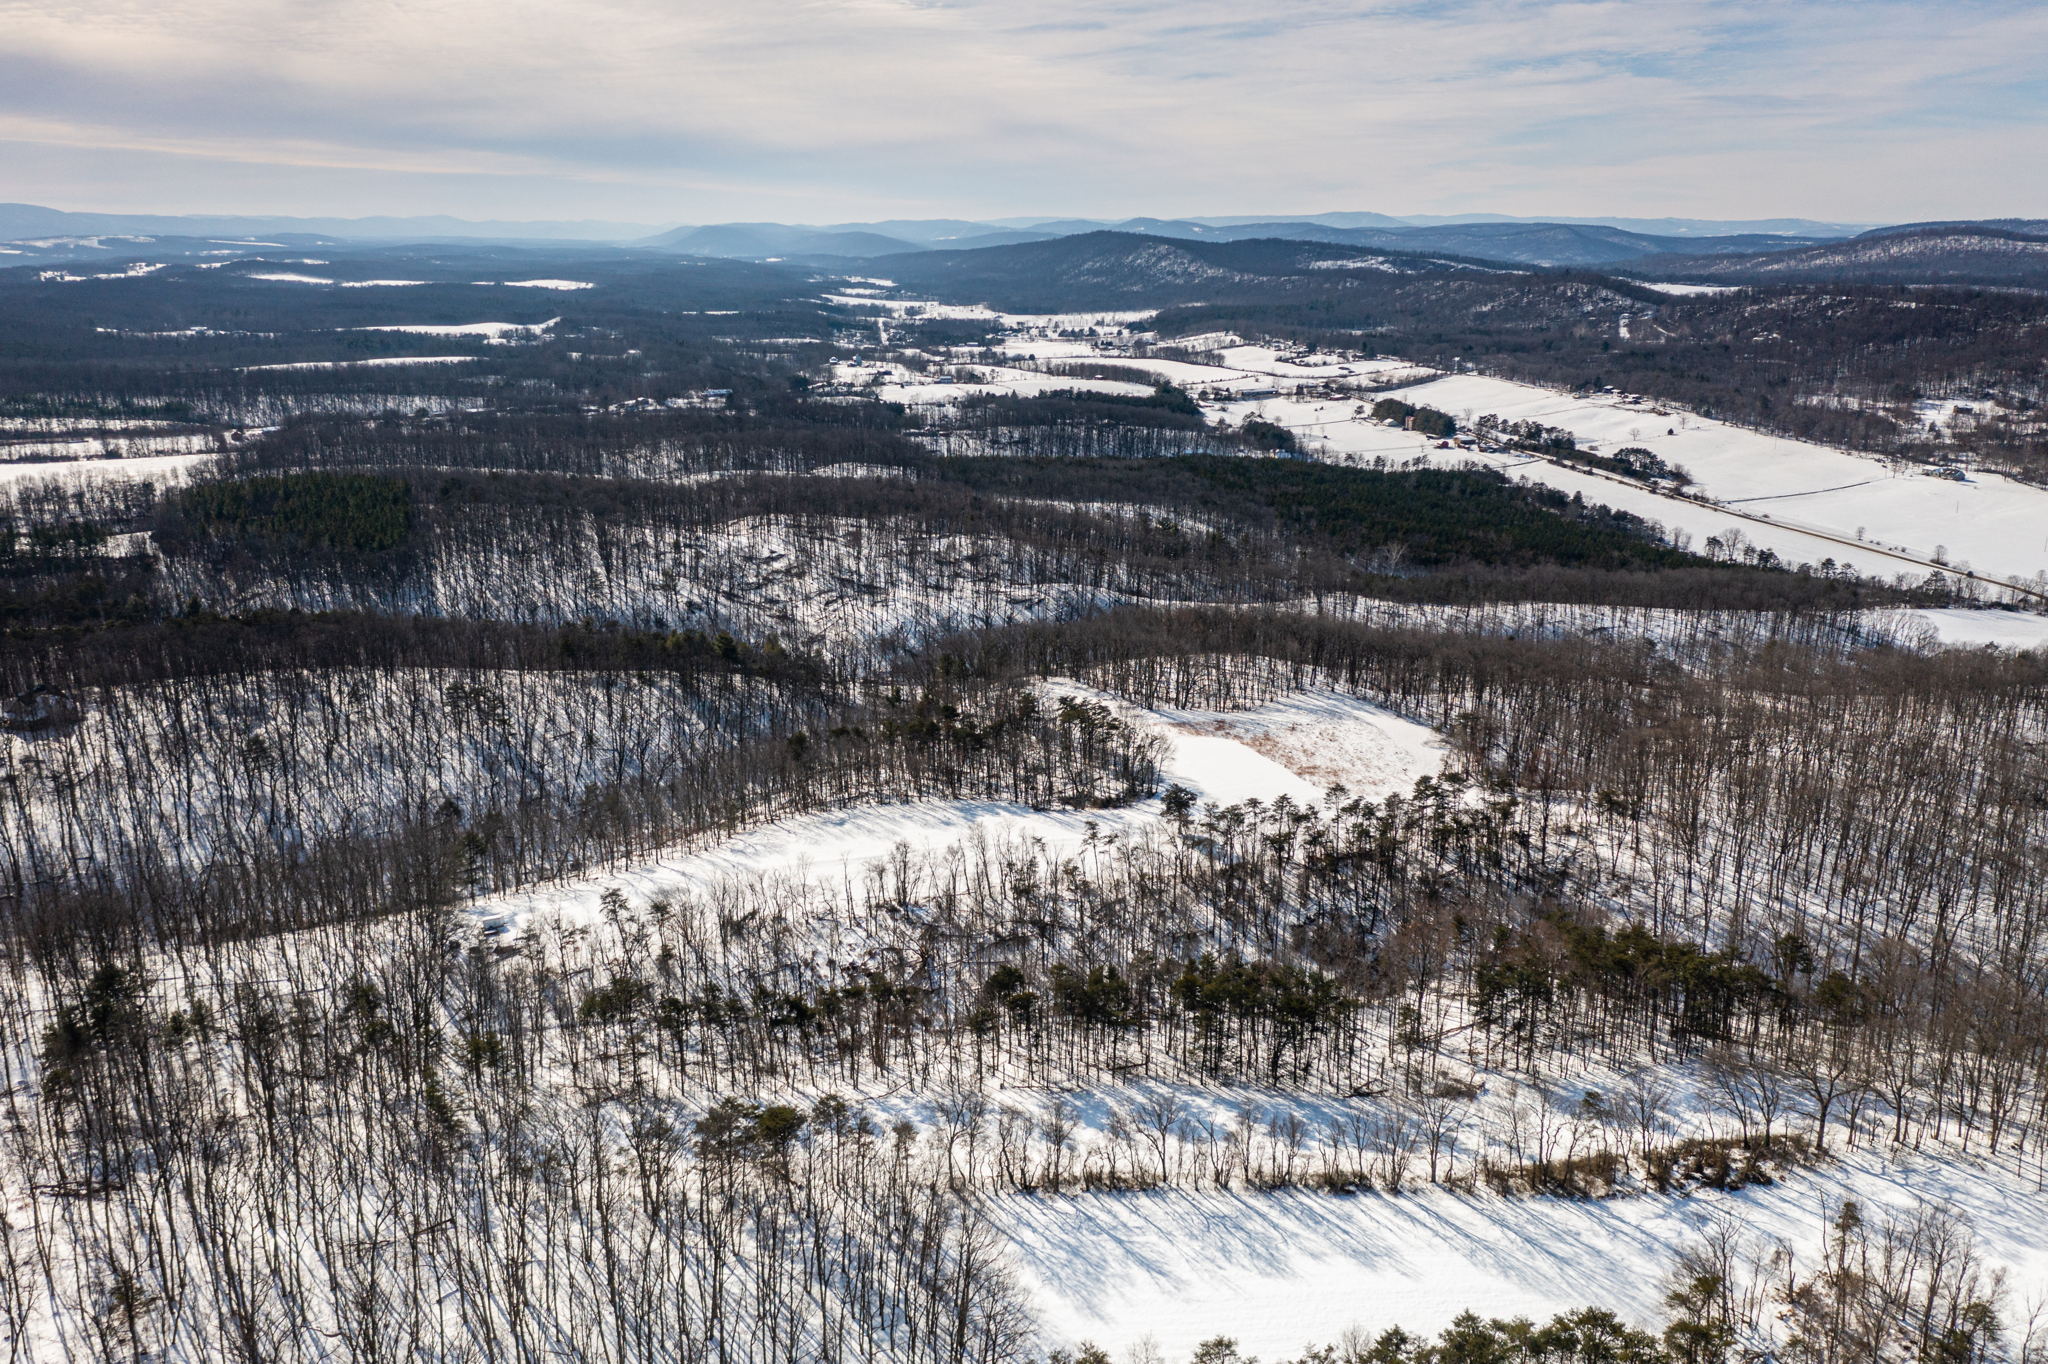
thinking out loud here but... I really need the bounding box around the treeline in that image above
[1369,397,1456,438]
[10,447,1920,659]
[937,386,1224,460]
[6,931,1037,1363]
[2,662,1158,952]
[224,398,926,479]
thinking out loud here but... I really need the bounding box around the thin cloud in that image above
[0,0,2040,220]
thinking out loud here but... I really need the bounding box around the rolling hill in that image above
[1639,225,2048,287]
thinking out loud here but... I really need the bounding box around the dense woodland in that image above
[1,246,2045,1363]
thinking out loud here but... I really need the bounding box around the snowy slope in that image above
[1364,373,2048,584]
[1000,1142,2048,1359]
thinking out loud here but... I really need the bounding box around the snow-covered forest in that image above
[4,240,2048,1364]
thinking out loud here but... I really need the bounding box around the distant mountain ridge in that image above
[631,214,1861,268]
[1858,218,2048,239]
[639,222,927,259]
[13,201,2043,279]
[1,200,1869,254]
[862,230,1486,309]
[0,202,661,242]
[1635,225,2048,287]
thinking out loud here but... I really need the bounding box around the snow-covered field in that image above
[0,449,214,487]
[240,355,482,371]
[1211,373,2045,590]
[1637,282,1746,296]
[1002,1140,2048,1359]
[831,358,1157,406]
[1882,605,2048,650]
[349,318,558,340]
[861,302,2048,594]
[0,430,220,463]
[1355,373,2048,587]
[827,296,1153,330]
[36,262,168,282]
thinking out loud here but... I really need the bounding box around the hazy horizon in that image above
[0,202,1894,236]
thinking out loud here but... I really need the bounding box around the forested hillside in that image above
[3,239,2047,1364]
[870,233,2048,482]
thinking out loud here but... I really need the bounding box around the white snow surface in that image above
[36,262,167,281]
[1001,1142,2048,1360]
[833,358,1157,405]
[1637,282,1746,296]
[239,355,481,371]
[1881,606,2048,650]
[350,318,558,339]
[1150,688,1446,805]
[825,296,1154,330]
[0,451,213,487]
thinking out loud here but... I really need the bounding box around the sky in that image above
[1,0,2044,227]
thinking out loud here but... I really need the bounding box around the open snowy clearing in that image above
[0,431,220,462]
[1210,343,1415,383]
[239,355,481,371]
[0,450,213,487]
[1000,1141,2048,1359]
[826,296,1154,331]
[348,318,558,340]
[1636,282,1746,296]
[833,358,1157,405]
[35,262,168,282]
[1274,371,2048,588]
[1150,688,1448,803]
[212,275,595,290]
[1882,606,2048,650]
